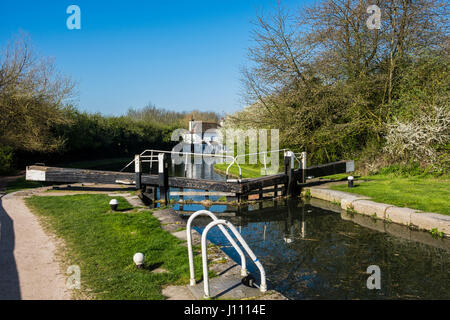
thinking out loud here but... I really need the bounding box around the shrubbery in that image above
[226,0,449,174]
[0,145,14,175]
[384,106,449,169]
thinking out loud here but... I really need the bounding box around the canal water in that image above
[191,199,450,299]
[105,158,450,299]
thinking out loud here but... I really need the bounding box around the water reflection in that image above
[170,160,225,181]
[178,161,225,181]
[118,156,225,180]
[144,159,228,208]
[190,199,450,300]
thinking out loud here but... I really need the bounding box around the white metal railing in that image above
[186,210,248,286]
[201,219,267,298]
[226,149,304,178]
[120,149,237,173]
[120,148,307,180]
[186,209,267,298]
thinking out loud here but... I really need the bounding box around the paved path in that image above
[0,173,24,193]
[0,191,71,300]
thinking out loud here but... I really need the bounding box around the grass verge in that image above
[330,174,450,215]
[25,194,204,299]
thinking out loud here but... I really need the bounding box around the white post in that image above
[285,151,294,169]
[301,151,307,183]
[158,153,168,203]
[290,151,294,169]
[134,154,141,189]
[149,150,154,172]
[158,153,164,173]
[301,151,307,169]
[135,154,141,172]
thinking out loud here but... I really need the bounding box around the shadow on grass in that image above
[52,186,136,192]
[111,207,135,212]
[142,262,164,271]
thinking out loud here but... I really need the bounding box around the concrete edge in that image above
[303,187,450,237]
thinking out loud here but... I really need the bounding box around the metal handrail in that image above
[229,149,288,178]
[225,148,304,178]
[119,149,238,173]
[186,210,248,287]
[120,148,306,176]
[201,219,267,298]
[140,149,233,159]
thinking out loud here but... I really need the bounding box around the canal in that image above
[191,199,450,299]
[103,157,450,299]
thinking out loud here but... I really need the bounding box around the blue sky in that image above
[0,0,312,116]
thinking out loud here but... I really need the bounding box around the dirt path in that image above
[0,173,24,193]
[0,190,71,300]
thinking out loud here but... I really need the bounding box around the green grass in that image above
[331,175,450,215]
[320,173,352,180]
[214,162,283,179]
[25,194,204,299]
[218,160,449,215]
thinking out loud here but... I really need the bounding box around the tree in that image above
[127,103,220,128]
[232,0,449,165]
[0,34,75,153]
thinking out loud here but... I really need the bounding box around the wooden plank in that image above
[27,160,353,201]
[27,166,136,184]
[164,176,243,193]
[241,174,288,193]
[246,186,285,196]
[293,160,354,179]
[26,166,244,193]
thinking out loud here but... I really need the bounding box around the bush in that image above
[383,105,450,169]
[0,145,14,175]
